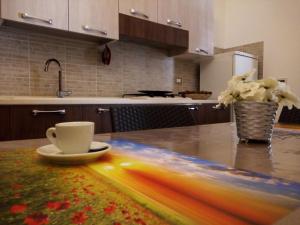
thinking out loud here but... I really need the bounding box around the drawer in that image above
[0,106,11,141]
[82,105,112,134]
[190,104,231,125]
[203,104,231,124]
[10,105,82,140]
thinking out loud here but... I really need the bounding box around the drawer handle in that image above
[32,109,66,116]
[188,106,200,111]
[20,12,53,25]
[167,19,182,28]
[97,108,110,114]
[213,105,224,110]
[130,8,149,19]
[82,25,107,36]
[195,48,209,55]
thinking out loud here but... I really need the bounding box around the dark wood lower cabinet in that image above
[82,105,112,134]
[0,103,231,141]
[0,106,11,141]
[1,105,113,141]
[191,104,231,125]
[10,105,82,140]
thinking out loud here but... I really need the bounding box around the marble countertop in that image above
[0,96,219,105]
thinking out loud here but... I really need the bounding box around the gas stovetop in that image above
[123,90,180,98]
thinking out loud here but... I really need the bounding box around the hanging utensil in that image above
[102,44,111,65]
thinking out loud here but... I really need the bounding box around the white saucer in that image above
[36,142,111,165]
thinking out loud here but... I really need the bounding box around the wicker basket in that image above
[234,101,278,142]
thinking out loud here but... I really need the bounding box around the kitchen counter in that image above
[1,123,299,225]
[0,96,218,105]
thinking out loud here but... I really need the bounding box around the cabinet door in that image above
[186,0,214,56]
[203,104,230,124]
[69,0,119,39]
[189,105,206,125]
[191,104,230,125]
[0,106,11,141]
[82,105,112,134]
[119,0,158,23]
[10,105,82,140]
[157,0,186,30]
[0,0,68,30]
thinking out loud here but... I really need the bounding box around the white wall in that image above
[214,0,300,96]
[213,0,226,48]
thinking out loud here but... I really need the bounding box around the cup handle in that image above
[46,127,57,145]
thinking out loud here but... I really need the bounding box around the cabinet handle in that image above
[213,105,225,110]
[20,12,53,25]
[167,19,182,28]
[188,106,200,111]
[97,108,110,114]
[32,109,66,116]
[130,8,149,19]
[195,48,209,55]
[82,25,107,36]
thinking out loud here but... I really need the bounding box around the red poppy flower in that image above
[14,193,21,198]
[24,213,49,225]
[73,198,81,205]
[84,206,93,212]
[71,211,88,224]
[79,175,85,179]
[60,200,71,210]
[71,188,78,193]
[11,183,23,190]
[134,218,146,225]
[104,203,117,215]
[121,209,130,220]
[10,204,27,214]
[46,200,70,211]
[51,192,59,196]
[82,187,95,196]
[113,223,121,225]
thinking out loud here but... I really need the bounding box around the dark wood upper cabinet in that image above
[10,105,83,140]
[82,105,112,134]
[119,13,188,53]
[0,106,11,141]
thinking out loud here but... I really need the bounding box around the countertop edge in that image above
[0,97,219,105]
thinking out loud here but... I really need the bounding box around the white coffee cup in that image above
[46,122,94,154]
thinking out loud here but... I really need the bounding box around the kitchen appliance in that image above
[123,90,178,98]
[179,91,212,100]
[200,51,258,99]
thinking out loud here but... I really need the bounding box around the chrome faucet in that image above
[44,58,72,98]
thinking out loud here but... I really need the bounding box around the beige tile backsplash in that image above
[0,26,199,97]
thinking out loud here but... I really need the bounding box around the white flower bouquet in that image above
[217,70,300,109]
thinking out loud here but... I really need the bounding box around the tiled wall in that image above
[0,26,199,97]
[214,42,264,79]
